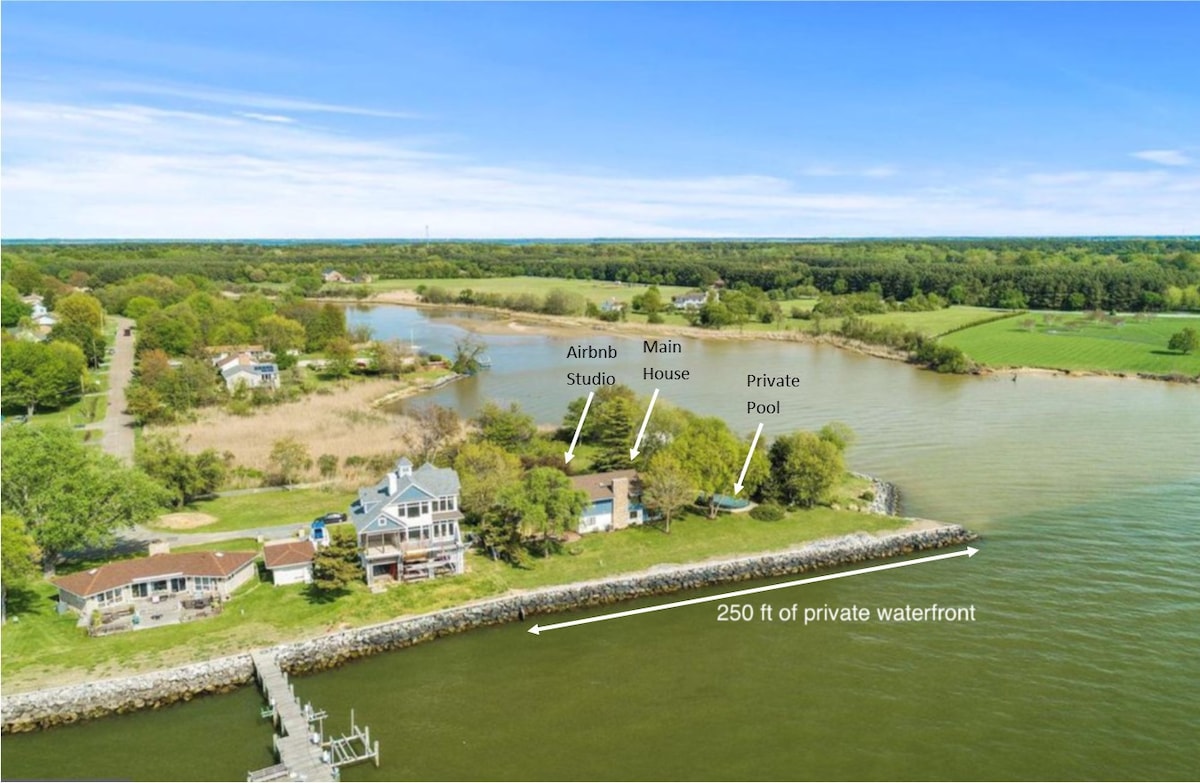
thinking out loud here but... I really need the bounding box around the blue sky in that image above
[3,2,1198,238]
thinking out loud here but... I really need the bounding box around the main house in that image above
[350,458,466,585]
[571,470,646,534]
[52,550,257,619]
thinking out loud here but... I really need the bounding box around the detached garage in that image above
[263,540,317,586]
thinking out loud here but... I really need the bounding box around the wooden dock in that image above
[248,651,379,782]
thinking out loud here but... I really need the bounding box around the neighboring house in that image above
[322,269,349,283]
[207,344,268,361]
[20,293,44,308]
[571,470,646,534]
[219,353,281,391]
[29,303,58,328]
[263,540,318,586]
[600,298,625,313]
[52,550,257,618]
[355,273,374,284]
[671,292,709,310]
[350,458,466,585]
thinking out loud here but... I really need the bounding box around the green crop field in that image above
[862,306,1005,336]
[943,313,1200,375]
[366,276,693,305]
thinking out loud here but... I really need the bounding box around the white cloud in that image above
[3,100,1198,238]
[98,80,423,120]
[237,112,295,124]
[1132,149,1193,167]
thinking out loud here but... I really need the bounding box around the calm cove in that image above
[3,304,1197,781]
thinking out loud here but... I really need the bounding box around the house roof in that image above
[351,460,461,533]
[570,470,640,502]
[53,551,257,598]
[263,540,316,569]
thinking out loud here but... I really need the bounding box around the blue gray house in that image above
[351,458,466,585]
[571,470,645,534]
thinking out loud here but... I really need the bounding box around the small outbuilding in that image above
[262,540,318,586]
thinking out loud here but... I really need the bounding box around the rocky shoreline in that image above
[1,521,974,734]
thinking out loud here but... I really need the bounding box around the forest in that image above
[4,238,1200,312]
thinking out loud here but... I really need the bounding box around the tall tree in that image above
[474,402,536,451]
[255,314,306,355]
[2,515,41,622]
[670,417,768,517]
[410,403,461,464]
[136,434,227,508]
[491,468,588,557]
[768,431,845,508]
[269,436,312,486]
[641,453,694,533]
[54,292,105,331]
[452,335,487,375]
[49,319,108,368]
[1,425,169,573]
[1,283,31,327]
[454,442,523,520]
[311,526,364,594]
[323,337,356,378]
[1,340,87,417]
[1168,327,1198,354]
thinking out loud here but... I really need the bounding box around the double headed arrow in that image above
[528,546,978,635]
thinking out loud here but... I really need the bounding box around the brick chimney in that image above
[611,477,630,530]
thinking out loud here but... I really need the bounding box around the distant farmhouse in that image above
[322,269,349,283]
[600,297,625,313]
[52,550,256,631]
[571,470,646,534]
[351,458,466,585]
[671,291,710,310]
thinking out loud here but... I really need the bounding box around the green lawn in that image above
[147,488,358,534]
[366,276,694,306]
[2,506,909,691]
[943,313,1200,375]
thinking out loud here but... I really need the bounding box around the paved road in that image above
[99,316,137,464]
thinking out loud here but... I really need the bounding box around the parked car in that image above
[319,512,347,524]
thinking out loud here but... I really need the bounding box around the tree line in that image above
[5,238,1200,313]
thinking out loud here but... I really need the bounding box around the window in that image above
[97,588,123,606]
[406,503,420,518]
[421,502,430,515]
[132,582,149,598]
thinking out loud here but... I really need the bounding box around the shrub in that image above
[750,503,785,521]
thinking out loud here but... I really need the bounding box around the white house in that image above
[52,550,257,617]
[262,540,317,586]
[571,470,646,534]
[218,352,281,391]
[350,458,466,585]
[671,291,709,310]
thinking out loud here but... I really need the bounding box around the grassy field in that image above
[942,313,1200,375]
[147,488,358,534]
[862,306,1005,336]
[153,373,456,486]
[2,506,908,691]
[366,276,694,306]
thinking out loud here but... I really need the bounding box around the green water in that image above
[3,307,1198,780]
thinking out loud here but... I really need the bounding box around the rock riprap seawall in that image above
[2,523,974,733]
[1,653,254,734]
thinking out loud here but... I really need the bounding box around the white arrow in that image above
[563,391,595,464]
[528,546,978,635]
[629,388,660,460]
[732,422,764,495]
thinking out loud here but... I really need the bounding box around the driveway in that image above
[99,316,137,464]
